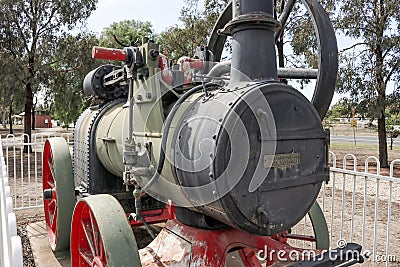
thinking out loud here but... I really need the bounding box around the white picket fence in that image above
[293,152,400,266]
[0,133,72,210]
[324,152,400,266]
[0,138,23,267]
[0,133,399,266]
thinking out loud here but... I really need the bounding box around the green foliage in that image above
[336,0,400,113]
[0,51,25,131]
[157,23,208,61]
[99,20,154,48]
[386,118,400,150]
[45,33,101,126]
[0,0,98,137]
[157,0,229,61]
[326,99,353,120]
[0,52,25,110]
[274,0,336,69]
[335,0,400,166]
[387,89,400,124]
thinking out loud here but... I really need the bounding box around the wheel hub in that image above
[43,188,57,200]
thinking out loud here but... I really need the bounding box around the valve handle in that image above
[92,46,127,62]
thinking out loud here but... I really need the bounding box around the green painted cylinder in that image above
[95,103,128,177]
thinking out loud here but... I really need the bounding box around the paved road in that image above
[331,135,400,145]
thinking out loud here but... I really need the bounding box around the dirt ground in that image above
[330,146,400,177]
[319,181,399,265]
[2,125,400,266]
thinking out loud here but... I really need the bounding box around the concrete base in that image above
[27,221,70,267]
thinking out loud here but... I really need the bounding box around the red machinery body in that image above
[139,219,297,267]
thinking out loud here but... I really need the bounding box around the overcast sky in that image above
[86,0,184,34]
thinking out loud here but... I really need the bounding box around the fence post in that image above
[0,137,23,267]
[1,140,9,267]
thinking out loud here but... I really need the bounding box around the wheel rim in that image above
[276,202,329,250]
[306,201,329,249]
[74,202,106,266]
[71,194,141,267]
[43,141,58,249]
[279,202,329,250]
[42,137,75,252]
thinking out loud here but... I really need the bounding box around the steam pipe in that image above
[128,79,134,142]
[207,61,318,80]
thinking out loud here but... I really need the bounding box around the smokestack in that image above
[229,0,280,82]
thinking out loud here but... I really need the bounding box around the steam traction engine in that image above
[42,0,363,266]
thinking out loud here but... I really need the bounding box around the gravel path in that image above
[15,208,45,267]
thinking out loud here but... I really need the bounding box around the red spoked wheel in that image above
[43,137,75,252]
[71,194,141,267]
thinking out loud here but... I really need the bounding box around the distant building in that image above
[20,110,52,128]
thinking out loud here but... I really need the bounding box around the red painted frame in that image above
[129,202,175,226]
[138,219,321,266]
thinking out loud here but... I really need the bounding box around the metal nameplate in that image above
[264,153,300,169]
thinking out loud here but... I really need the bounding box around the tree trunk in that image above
[24,82,33,153]
[24,51,35,152]
[32,105,35,130]
[374,14,388,167]
[277,34,287,85]
[1,111,6,129]
[276,1,287,84]
[9,102,13,135]
[377,114,388,167]
[390,136,393,151]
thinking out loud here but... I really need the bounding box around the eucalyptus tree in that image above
[99,20,154,48]
[157,0,229,61]
[0,0,98,144]
[336,0,400,167]
[0,51,25,133]
[45,33,101,128]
